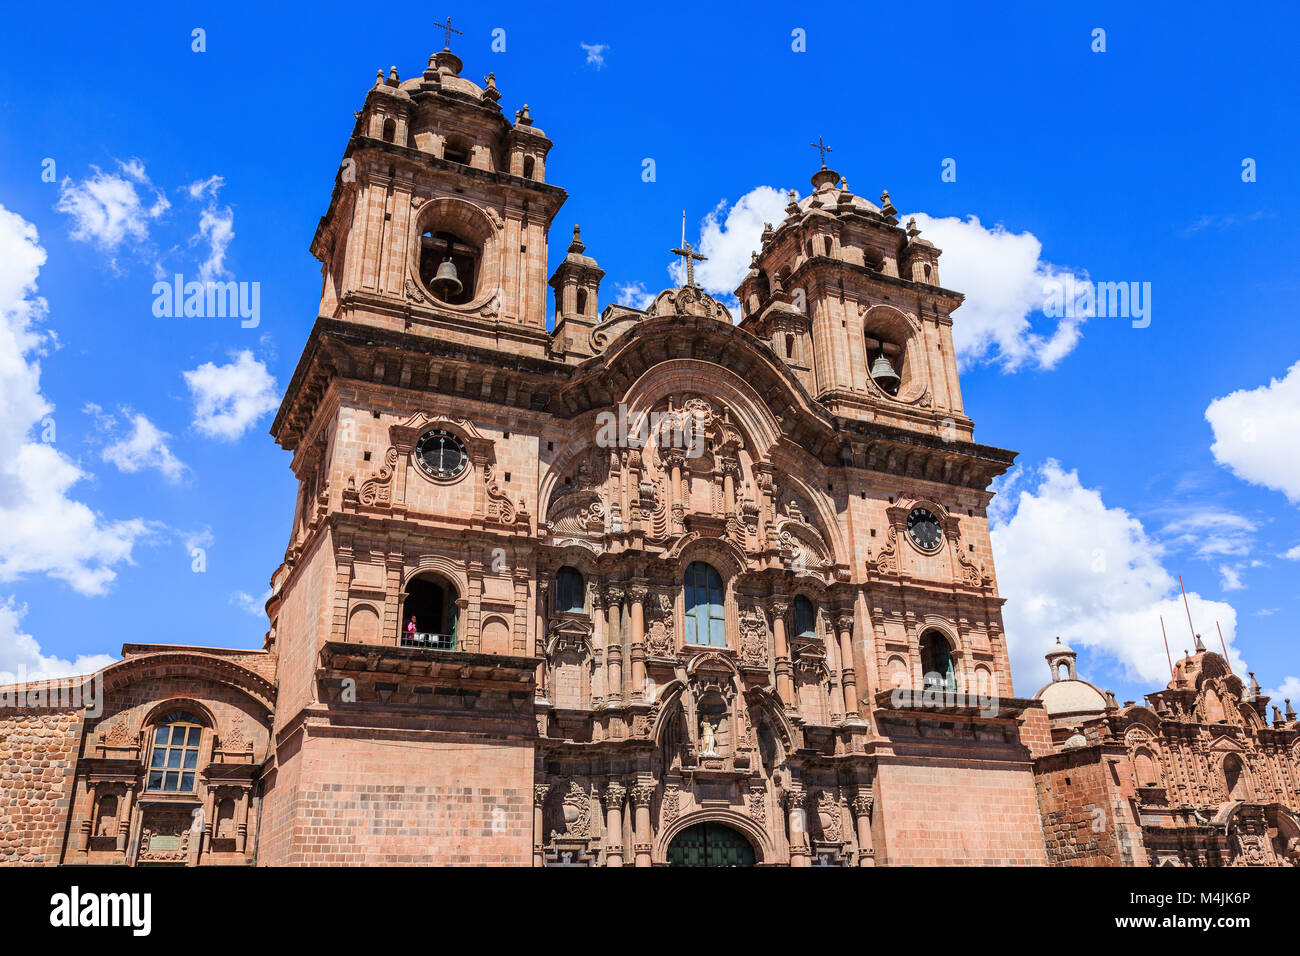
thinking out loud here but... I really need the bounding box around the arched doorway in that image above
[401,574,459,650]
[666,822,756,867]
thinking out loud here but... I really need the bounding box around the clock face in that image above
[415,429,467,480]
[906,507,943,552]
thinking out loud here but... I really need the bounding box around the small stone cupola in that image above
[548,225,605,358]
[1046,636,1079,682]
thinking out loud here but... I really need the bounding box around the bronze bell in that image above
[869,354,901,393]
[431,257,462,298]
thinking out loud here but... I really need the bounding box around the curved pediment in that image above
[98,652,276,718]
[557,313,837,459]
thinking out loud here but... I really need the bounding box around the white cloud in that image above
[1264,676,1300,705]
[0,204,153,596]
[0,598,116,684]
[186,175,234,282]
[614,281,654,311]
[230,589,270,617]
[55,159,169,265]
[1159,509,1258,559]
[684,187,791,307]
[1284,544,1300,561]
[908,213,1090,371]
[1218,564,1244,591]
[94,409,187,483]
[182,350,278,441]
[991,460,1242,692]
[180,527,213,553]
[1206,361,1300,504]
[580,43,607,68]
[186,175,224,202]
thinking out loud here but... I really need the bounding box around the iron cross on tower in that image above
[809,135,833,167]
[671,211,708,289]
[437,15,463,49]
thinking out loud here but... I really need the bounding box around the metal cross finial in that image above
[671,240,708,289]
[810,136,833,168]
[437,15,463,50]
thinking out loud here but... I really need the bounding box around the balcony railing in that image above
[401,631,457,651]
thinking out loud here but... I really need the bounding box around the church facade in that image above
[2,40,1298,867]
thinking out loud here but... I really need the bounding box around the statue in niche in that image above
[699,716,718,757]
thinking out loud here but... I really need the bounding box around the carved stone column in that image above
[533,784,550,867]
[602,782,627,867]
[79,780,96,852]
[785,788,810,866]
[591,586,607,705]
[630,784,654,867]
[235,787,249,854]
[853,789,875,866]
[664,451,685,534]
[628,585,647,699]
[535,578,550,699]
[117,783,135,854]
[770,599,794,707]
[837,613,860,721]
[720,456,738,515]
[604,584,624,703]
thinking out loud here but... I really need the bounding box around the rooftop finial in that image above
[671,217,708,289]
[809,135,833,168]
[437,15,463,51]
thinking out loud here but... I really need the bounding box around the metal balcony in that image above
[401,631,457,651]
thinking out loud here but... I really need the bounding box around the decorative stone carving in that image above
[870,525,898,575]
[482,462,518,525]
[738,605,769,667]
[358,447,398,506]
[137,809,195,864]
[661,786,681,826]
[817,790,843,842]
[560,779,591,837]
[644,592,675,657]
[748,785,767,826]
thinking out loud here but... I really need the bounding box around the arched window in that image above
[556,567,585,613]
[919,630,956,693]
[381,117,397,143]
[522,155,536,179]
[147,711,203,793]
[402,575,459,650]
[794,596,816,639]
[575,288,588,316]
[684,561,725,647]
[419,229,479,305]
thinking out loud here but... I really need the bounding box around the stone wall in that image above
[0,694,82,865]
[1033,746,1148,866]
[261,730,534,865]
[874,755,1048,865]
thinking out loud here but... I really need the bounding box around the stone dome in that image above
[1036,678,1109,718]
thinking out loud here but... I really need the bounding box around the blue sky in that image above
[0,1,1296,707]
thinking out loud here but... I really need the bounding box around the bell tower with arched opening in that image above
[310,37,567,350]
[735,159,967,444]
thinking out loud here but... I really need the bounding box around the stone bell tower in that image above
[735,148,968,445]
[310,32,567,354]
[261,30,574,865]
